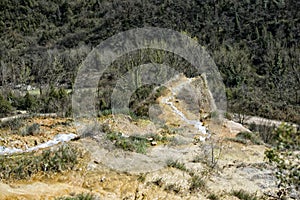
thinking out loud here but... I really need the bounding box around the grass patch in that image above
[106,132,148,154]
[166,159,187,171]
[189,175,205,191]
[147,132,171,144]
[106,132,173,154]
[55,193,95,200]
[207,193,219,200]
[0,144,80,180]
[231,189,258,200]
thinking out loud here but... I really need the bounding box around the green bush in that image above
[265,124,300,199]
[0,94,12,117]
[20,92,38,112]
[0,118,24,131]
[41,87,71,116]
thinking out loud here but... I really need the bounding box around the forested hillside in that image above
[0,0,299,123]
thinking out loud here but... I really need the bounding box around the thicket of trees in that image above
[0,0,299,123]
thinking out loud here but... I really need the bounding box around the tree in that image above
[0,94,12,117]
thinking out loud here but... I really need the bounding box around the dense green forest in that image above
[0,0,299,123]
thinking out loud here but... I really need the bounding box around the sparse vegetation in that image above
[225,137,248,145]
[197,141,223,170]
[236,131,262,145]
[106,132,148,154]
[231,189,258,200]
[55,193,95,200]
[152,177,164,187]
[192,155,202,163]
[207,193,219,200]
[164,183,181,194]
[105,127,174,154]
[189,174,206,191]
[166,160,187,171]
[137,173,146,183]
[0,144,81,180]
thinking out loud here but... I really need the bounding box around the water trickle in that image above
[163,95,208,141]
[0,133,77,155]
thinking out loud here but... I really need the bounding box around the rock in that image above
[225,119,251,135]
[151,141,157,146]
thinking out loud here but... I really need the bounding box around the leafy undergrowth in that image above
[0,143,83,181]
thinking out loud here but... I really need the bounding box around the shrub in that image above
[236,131,262,145]
[249,122,276,144]
[41,86,71,116]
[0,94,12,117]
[20,92,38,112]
[21,123,40,136]
[231,189,258,200]
[0,118,24,131]
[265,124,300,199]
